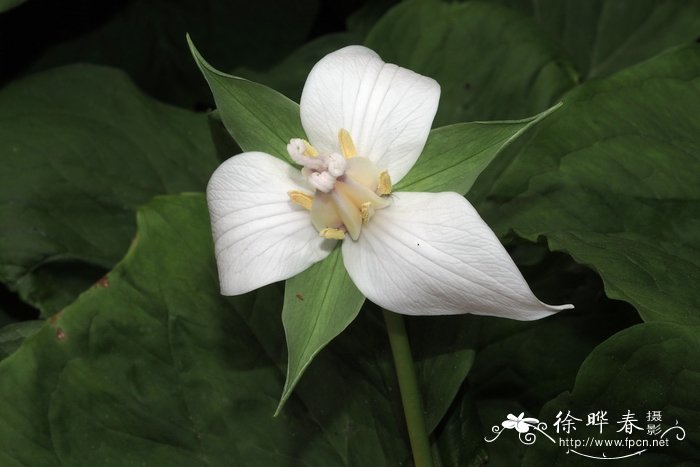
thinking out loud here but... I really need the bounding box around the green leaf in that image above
[0,194,347,466]
[409,315,478,433]
[433,390,487,467]
[279,248,365,413]
[188,36,304,164]
[0,320,42,360]
[0,65,218,316]
[395,104,561,195]
[488,0,700,79]
[365,0,577,124]
[522,322,700,465]
[478,45,700,324]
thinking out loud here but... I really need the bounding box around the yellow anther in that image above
[319,228,346,240]
[338,129,357,159]
[377,170,392,195]
[288,190,313,210]
[360,202,374,224]
[303,140,319,157]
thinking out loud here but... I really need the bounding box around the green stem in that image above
[382,309,434,467]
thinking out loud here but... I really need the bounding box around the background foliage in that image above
[1,0,699,465]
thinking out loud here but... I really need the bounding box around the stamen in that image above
[303,140,319,157]
[360,202,374,224]
[319,228,345,240]
[288,138,324,170]
[338,129,357,159]
[377,170,393,195]
[288,190,313,210]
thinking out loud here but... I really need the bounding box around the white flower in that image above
[207,46,573,318]
[502,413,540,433]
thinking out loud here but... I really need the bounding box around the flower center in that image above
[286,129,392,241]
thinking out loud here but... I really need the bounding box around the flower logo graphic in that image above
[502,412,540,433]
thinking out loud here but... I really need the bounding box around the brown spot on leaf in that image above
[48,309,64,324]
[56,328,66,341]
[296,293,304,301]
[96,275,110,288]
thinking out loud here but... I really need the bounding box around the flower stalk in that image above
[383,309,434,467]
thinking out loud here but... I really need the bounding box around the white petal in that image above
[341,192,573,318]
[207,152,335,295]
[300,46,440,183]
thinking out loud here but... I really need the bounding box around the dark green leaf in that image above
[0,65,218,316]
[479,45,700,324]
[523,322,700,465]
[488,0,700,79]
[409,315,477,433]
[0,194,346,466]
[433,390,487,467]
[189,37,303,164]
[365,0,577,124]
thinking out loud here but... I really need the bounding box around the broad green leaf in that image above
[0,65,218,316]
[234,32,361,103]
[409,315,477,433]
[279,248,365,412]
[488,0,700,79]
[0,194,346,466]
[365,0,577,124]
[20,0,319,107]
[478,45,700,324]
[433,390,487,467]
[522,322,700,465]
[395,104,561,195]
[0,0,23,14]
[189,36,303,164]
[0,320,42,360]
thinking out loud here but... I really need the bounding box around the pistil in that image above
[287,129,392,240]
